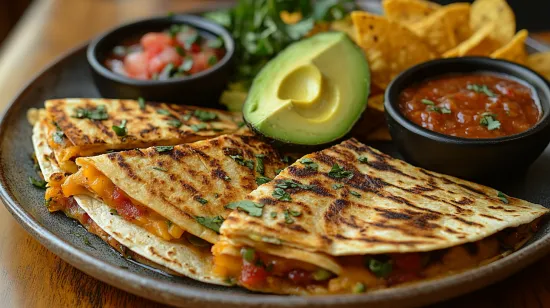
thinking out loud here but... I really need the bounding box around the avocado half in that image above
[243,32,370,146]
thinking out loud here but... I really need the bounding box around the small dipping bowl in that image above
[385,57,550,180]
[87,14,235,106]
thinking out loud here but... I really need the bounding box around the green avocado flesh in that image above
[243,32,370,145]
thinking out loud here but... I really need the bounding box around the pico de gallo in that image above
[399,73,540,139]
[104,24,226,80]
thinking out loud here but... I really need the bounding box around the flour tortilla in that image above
[44,98,244,174]
[74,134,287,244]
[33,118,229,285]
[221,138,548,268]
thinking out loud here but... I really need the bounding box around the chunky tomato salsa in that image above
[399,74,540,138]
[104,24,226,80]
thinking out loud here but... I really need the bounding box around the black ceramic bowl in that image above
[87,14,235,106]
[385,57,550,181]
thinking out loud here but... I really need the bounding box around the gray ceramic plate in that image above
[2,3,550,308]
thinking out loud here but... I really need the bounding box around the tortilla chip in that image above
[443,23,500,57]
[367,93,385,113]
[382,0,441,24]
[527,52,550,81]
[409,4,471,54]
[491,29,528,64]
[471,0,515,45]
[366,126,392,141]
[352,11,437,89]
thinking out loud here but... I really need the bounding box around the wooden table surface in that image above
[1,1,550,307]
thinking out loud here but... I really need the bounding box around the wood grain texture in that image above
[0,1,549,307]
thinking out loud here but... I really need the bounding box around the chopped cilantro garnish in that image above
[256,176,271,185]
[241,247,256,263]
[353,282,366,293]
[255,156,265,175]
[467,84,496,97]
[44,197,52,208]
[421,99,435,105]
[332,183,344,189]
[283,210,295,224]
[328,164,353,179]
[155,145,174,152]
[225,200,264,217]
[223,175,231,181]
[184,32,199,49]
[53,130,64,144]
[137,97,146,110]
[208,55,218,66]
[167,119,182,128]
[193,109,218,121]
[196,197,208,205]
[195,215,224,233]
[300,158,318,170]
[497,191,509,204]
[270,212,277,218]
[350,191,361,198]
[367,257,393,278]
[157,109,171,116]
[229,154,254,169]
[109,209,119,216]
[480,113,501,130]
[440,107,452,114]
[289,210,301,217]
[72,105,108,120]
[237,121,246,128]
[175,45,185,56]
[111,119,127,137]
[275,168,284,175]
[152,166,167,172]
[166,220,173,228]
[273,188,292,201]
[29,177,47,189]
[358,156,368,163]
[190,123,207,132]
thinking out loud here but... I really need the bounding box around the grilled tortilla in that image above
[214,138,548,295]
[57,134,287,245]
[33,116,226,283]
[43,98,244,174]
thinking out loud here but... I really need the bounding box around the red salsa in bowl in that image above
[104,24,226,80]
[398,74,541,139]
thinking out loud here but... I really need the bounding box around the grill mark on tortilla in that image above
[454,216,484,227]
[109,153,138,180]
[335,233,428,245]
[325,199,349,223]
[147,246,182,266]
[287,165,318,178]
[375,208,412,220]
[367,160,417,180]
[454,197,475,205]
[480,214,504,221]
[457,183,486,196]
[419,169,455,185]
[280,223,308,233]
[259,198,276,205]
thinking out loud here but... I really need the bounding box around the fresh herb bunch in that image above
[205,0,355,86]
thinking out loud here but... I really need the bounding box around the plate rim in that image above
[1,18,550,308]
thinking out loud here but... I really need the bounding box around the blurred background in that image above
[0,0,549,48]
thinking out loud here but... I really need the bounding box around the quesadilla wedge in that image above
[42,98,244,174]
[34,115,212,279]
[213,138,548,294]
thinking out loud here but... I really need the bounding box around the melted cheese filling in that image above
[213,227,534,294]
[59,163,184,241]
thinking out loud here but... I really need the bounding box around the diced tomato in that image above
[112,187,147,220]
[189,51,215,74]
[147,47,182,75]
[124,51,149,79]
[392,253,423,272]
[141,32,172,51]
[240,263,268,287]
[81,213,92,226]
[287,269,314,286]
[190,43,202,53]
